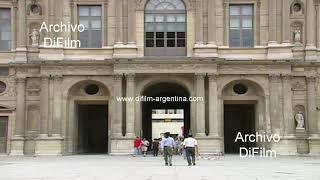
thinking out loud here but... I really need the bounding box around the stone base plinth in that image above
[308,137,320,155]
[267,43,293,59]
[39,47,64,61]
[110,137,135,155]
[10,136,25,155]
[196,136,223,155]
[14,48,27,62]
[113,44,138,59]
[35,136,63,155]
[193,44,218,58]
[305,46,317,61]
[271,136,297,155]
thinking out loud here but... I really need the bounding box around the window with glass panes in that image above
[229,5,253,47]
[0,9,11,51]
[145,0,186,56]
[78,6,102,48]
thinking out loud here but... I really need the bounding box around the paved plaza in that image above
[0,155,319,180]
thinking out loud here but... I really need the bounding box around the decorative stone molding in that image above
[113,74,123,81]
[208,73,218,81]
[282,74,292,81]
[269,74,281,82]
[306,76,317,83]
[136,0,195,11]
[125,73,136,82]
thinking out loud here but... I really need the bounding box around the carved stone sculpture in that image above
[295,112,305,129]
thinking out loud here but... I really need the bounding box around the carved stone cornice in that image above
[125,73,136,82]
[195,73,206,80]
[15,77,26,84]
[269,74,281,82]
[282,74,292,81]
[208,73,218,81]
[306,76,317,83]
[52,75,63,81]
[113,73,123,81]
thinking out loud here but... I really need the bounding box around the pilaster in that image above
[195,73,206,137]
[10,77,26,155]
[125,73,135,138]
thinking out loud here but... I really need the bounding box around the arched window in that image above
[145,0,186,56]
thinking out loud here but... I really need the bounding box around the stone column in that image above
[282,0,290,43]
[52,75,63,136]
[207,0,216,45]
[10,77,26,155]
[127,0,136,44]
[282,75,294,136]
[113,74,123,137]
[306,0,316,48]
[115,0,123,44]
[11,2,17,50]
[268,0,277,44]
[195,0,203,44]
[62,0,71,39]
[15,78,26,136]
[16,0,26,48]
[208,74,218,136]
[317,3,320,48]
[307,76,318,136]
[195,73,206,137]
[39,76,49,137]
[269,74,280,134]
[125,74,135,137]
[15,0,27,62]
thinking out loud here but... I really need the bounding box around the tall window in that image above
[145,0,186,56]
[78,6,102,48]
[0,9,11,51]
[229,5,253,47]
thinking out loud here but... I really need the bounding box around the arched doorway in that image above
[67,80,110,154]
[144,0,187,56]
[141,82,190,143]
[221,80,265,154]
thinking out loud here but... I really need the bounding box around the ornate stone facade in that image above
[0,0,319,156]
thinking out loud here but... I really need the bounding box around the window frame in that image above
[0,7,12,52]
[228,4,254,48]
[144,0,187,56]
[77,5,102,48]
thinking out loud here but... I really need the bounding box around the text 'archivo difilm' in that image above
[235,132,280,158]
[40,22,84,48]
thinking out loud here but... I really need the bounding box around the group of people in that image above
[133,132,199,166]
[133,137,150,157]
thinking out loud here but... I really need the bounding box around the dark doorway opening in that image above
[224,104,255,154]
[142,83,190,143]
[77,104,108,154]
[0,117,8,153]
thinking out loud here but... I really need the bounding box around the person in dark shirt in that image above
[152,138,160,157]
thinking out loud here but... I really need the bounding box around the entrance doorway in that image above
[0,117,8,153]
[77,104,108,154]
[224,104,255,154]
[142,83,190,143]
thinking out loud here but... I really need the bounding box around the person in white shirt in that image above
[182,134,198,166]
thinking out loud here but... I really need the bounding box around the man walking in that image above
[152,138,160,157]
[183,134,198,166]
[160,132,176,166]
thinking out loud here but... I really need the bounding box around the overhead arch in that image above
[136,0,194,11]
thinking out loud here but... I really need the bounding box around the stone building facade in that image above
[0,0,319,156]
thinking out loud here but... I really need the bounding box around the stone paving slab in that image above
[0,155,319,180]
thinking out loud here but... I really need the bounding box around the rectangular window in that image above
[229,5,253,47]
[0,8,11,51]
[78,6,102,48]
